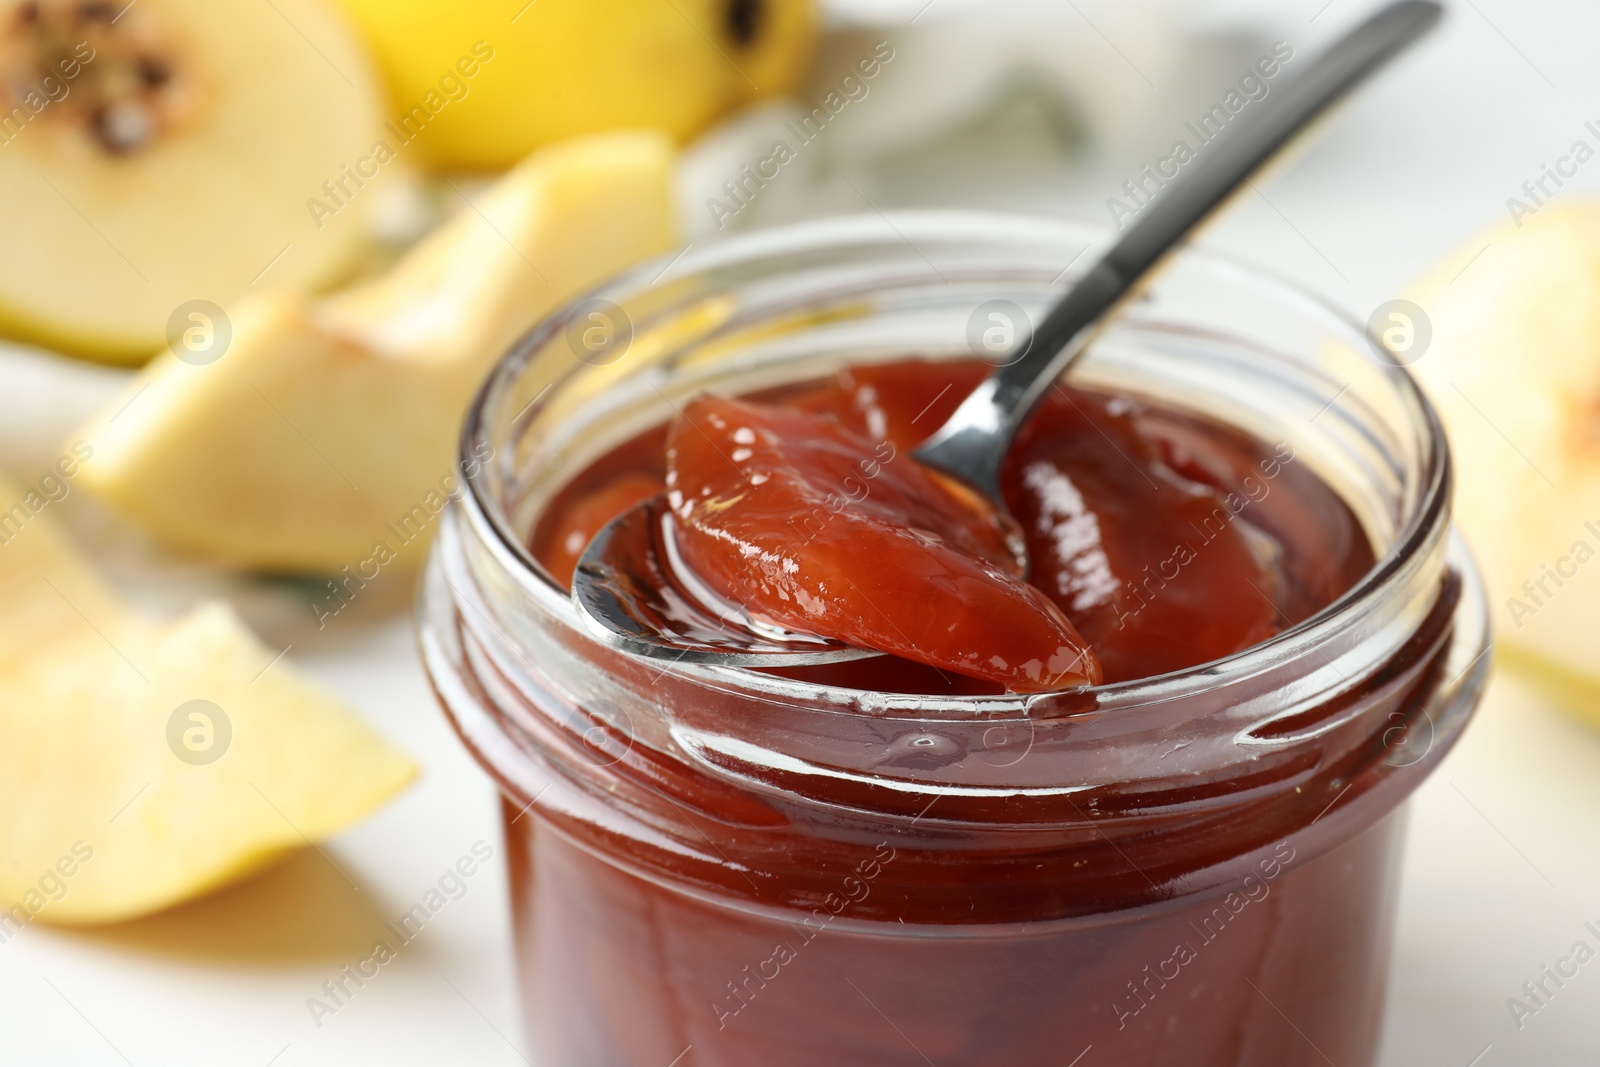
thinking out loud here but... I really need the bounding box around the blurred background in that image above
[2,0,1599,1062]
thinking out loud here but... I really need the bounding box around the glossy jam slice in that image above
[1003,385,1281,682]
[664,395,1100,691]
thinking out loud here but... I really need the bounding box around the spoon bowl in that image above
[573,496,877,664]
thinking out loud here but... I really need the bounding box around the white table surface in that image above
[4,0,1600,1063]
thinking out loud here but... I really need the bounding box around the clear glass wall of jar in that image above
[419,214,1489,1067]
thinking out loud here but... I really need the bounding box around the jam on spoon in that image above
[663,393,1101,691]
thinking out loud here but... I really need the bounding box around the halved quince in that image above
[73,130,677,572]
[0,471,414,925]
[0,0,388,362]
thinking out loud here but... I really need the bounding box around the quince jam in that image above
[495,358,1464,1067]
[534,358,1373,688]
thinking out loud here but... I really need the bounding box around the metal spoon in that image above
[571,0,1442,666]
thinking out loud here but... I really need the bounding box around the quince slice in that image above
[73,130,676,572]
[1410,200,1600,724]
[0,473,414,925]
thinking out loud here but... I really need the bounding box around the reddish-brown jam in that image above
[533,359,1374,689]
[486,360,1465,1066]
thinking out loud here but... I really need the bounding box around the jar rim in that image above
[458,210,1452,717]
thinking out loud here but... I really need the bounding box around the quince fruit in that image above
[0,0,389,363]
[0,470,414,925]
[1410,200,1600,726]
[73,130,676,573]
[334,0,817,169]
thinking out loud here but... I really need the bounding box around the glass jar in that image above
[418,214,1488,1067]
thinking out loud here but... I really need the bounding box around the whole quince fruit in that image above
[334,0,817,169]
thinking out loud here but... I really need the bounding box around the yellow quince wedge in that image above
[72,130,676,573]
[0,476,414,926]
[1410,200,1600,726]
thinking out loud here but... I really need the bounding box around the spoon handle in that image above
[915,0,1443,496]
